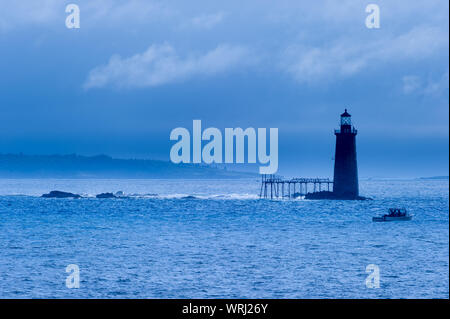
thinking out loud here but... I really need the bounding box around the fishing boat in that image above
[372,208,412,222]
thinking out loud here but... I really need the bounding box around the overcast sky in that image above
[0,0,448,177]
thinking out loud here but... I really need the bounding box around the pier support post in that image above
[270,183,273,199]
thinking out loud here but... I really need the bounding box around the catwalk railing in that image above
[259,174,333,199]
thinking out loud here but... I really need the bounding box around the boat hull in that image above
[372,216,412,222]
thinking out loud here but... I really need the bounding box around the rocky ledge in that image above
[305,191,371,200]
[41,190,81,198]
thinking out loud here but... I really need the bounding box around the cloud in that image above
[402,76,422,94]
[424,72,449,96]
[84,44,253,89]
[0,0,62,32]
[190,12,226,29]
[403,72,449,96]
[2,0,448,93]
[282,26,449,84]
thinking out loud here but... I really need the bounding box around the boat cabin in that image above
[387,208,407,217]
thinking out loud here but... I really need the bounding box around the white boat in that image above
[372,208,412,222]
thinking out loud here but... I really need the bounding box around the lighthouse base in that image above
[305,191,370,200]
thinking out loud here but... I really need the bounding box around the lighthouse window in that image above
[341,117,351,125]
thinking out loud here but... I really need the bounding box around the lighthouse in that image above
[333,109,359,198]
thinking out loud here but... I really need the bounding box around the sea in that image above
[0,178,448,298]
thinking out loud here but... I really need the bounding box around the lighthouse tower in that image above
[333,109,359,198]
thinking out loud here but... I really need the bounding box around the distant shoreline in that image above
[0,153,257,179]
[1,153,447,180]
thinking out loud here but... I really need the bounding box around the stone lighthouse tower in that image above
[333,109,359,198]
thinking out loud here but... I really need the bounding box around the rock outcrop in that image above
[42,191,81,198]
[305,191,370,200]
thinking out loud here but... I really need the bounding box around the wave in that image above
[0,192,261,200]
[133,193,260,200]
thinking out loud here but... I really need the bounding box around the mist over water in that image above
[0,179,448,298]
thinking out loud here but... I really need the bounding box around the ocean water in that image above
[0,178,448,299]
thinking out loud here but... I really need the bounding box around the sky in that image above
[0,0,448,178]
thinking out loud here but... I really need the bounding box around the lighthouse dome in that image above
[341,109,351,117]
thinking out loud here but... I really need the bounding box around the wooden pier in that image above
[259,174,333,199]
